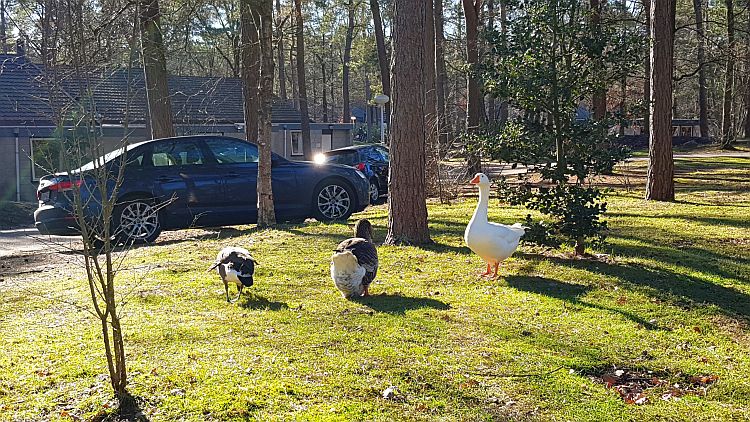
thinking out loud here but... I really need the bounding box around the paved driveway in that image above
[0,228,81,257]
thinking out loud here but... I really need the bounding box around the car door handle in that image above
[225,172,241,178]
[157,176,178,183]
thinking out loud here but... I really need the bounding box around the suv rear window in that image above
[325,151,357,166]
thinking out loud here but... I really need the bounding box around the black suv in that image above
[318,145,389,204]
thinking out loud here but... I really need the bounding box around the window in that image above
[205,138,258,164]
[30,138,61,181]
[325,151,357,166]
[291,131,303,156]
[151,141,204,167]
[376,147,390,161]
[364,147,388,163]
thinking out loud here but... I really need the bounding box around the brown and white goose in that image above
[330,219,379,298]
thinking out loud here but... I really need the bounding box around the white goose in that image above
[464,173,526,277]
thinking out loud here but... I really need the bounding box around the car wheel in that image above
[368,179,380,204]
[113,198,162,244]
[313,180,355,221]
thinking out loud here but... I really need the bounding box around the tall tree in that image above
[485,0,496,122]
[241,0,260,142]
[276,0,287,100]
[744,16,750,139]
[1,0,7,54]
[498,0,509,122]
[591,0,606,119]
[463,0,482,175]
[385,0,430,245]
[645,0,675,201]
[370,0,391,122]
[139,0,175,139]
[721,0,735,148]
[248,0,276,226]
[342,0,356,122]
[434,0,447,134]
[425,0,440,193]
[294,0,312,159]
[643,0,650,134]
[693,0,709,138]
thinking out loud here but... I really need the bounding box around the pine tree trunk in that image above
[241,0,260,142]
[386,0,431,245]
[342,0,355,122]
[0,0,8,54]
[463,0,483,176]
[139,0,175,139]
[645,0,675,201]
[255,0,276,227]
[721,0,735,148]
[744,56,750,138]
[434,0,447,138]
[424,0,439,194]
[693,0,709,139]
[591,0,606,119]
[485,0,495,122]
[498,0,509,122]
[319,50,329,122]
[370,0,391,122]
[276,0,287,101]
[294,0,312,159]
[643,0,650,135]
[290,34,299,108]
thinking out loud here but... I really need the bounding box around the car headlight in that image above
[355,170,367,180]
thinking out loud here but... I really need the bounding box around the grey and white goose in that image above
[331,219,379,298]
[208,247,257,303]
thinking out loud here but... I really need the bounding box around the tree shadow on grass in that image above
[239,294,288,311]
[506,275,662,330]
[520,253,750,321]
[89,392,149,422]
[357,293,450,315]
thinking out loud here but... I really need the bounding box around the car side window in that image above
[125,150,145,168]
[364,148,384,162]
[376,147,389,161]
[205,138,259,164]
[151,141,204,167]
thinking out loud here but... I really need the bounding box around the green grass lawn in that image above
[1,157,749,421]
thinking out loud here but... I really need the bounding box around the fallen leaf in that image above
[602,374,618,388]
[689,375,718,385]
[459,379,479,389]
[693,326,702,333]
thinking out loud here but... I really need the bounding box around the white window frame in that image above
[290,131,304,156]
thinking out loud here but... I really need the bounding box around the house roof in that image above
[0,54,302,126]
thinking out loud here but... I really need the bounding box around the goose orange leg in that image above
[492,262,500,278]
[480,263,492,276]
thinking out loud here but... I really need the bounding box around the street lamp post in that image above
[373,94,389,145]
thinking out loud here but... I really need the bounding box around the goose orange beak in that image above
[470,175,481,184]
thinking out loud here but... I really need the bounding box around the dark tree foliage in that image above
[473,0,636,254]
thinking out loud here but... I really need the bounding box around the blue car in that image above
[34,135,371,243]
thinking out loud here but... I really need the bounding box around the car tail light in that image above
[354,162,366,171]
[48,180,82,191]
